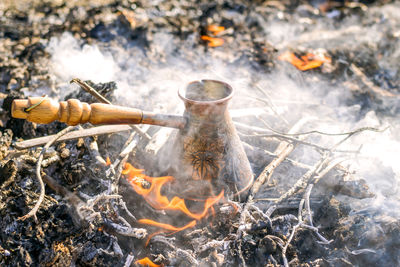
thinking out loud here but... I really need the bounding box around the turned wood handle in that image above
[12,97,144,126]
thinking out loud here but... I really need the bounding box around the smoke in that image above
[47,33,119,83]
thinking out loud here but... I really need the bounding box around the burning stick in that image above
[108,125,151,194]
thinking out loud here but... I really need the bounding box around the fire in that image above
[135,257,162,267]
[105,156,111,166]
[207,25,225,34]
[278,51,331,71]
[201,36,224,47]
[122,162,224,240]
[123,163,224,220]
[138,219,196,232]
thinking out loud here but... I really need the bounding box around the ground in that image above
[0,0,400,266]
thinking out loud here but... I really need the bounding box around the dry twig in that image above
[18,126,76,222]
[236,117,314,266]
[350,64,397,98]
[15,125,133,149]
[124,254,135,267]
[248,117,314,200]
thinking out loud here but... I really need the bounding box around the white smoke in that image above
[47,33,119,83]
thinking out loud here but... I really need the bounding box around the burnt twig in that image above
[124,254,135,267]
[257,116,387,138]
[350,64,397,98]
[176,249,199,266]
[105,220,147,239]
[70,78,111,104]
[18,126,76,222]
[236,117,314,266]
[248,117,314,200]
[238,121,387,153]
[79,125,107,166]
[240,133,361,154]
[274,155,331,204]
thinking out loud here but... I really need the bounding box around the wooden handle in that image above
[12,97,144,126]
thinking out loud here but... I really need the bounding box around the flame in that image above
[278,51,331,71]
[207,25,225,34]
[138,219,196,232]
[105,156,111,166]
[135,257,162,267]
[123,163,224,220]
[201,36,224,47]
[123,162,224,245]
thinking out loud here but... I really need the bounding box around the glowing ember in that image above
[201,24,225,47]
[207,25,225,34]
[123,163,224,220]
[135,257,162,267]
[201,36,224,47]
[278,51,331,71]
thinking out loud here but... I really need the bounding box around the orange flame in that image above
[207,25,225,34]
[123,162,223,246]
[123,163,224,220]
[135,257,162,267]
[105,156,111,166]
[201,36,224,47]
[278,51,331,71]
[138,219,196,232]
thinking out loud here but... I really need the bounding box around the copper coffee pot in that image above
[12,80,254,198]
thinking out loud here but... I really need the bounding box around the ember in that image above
[201,24,225,47]
[105,156,112,166]
[200,35,224,47]
[207,25,225,35]
[278,51,331,71]
[135,257,162,267]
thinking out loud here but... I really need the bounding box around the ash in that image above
[1,0,400,266]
